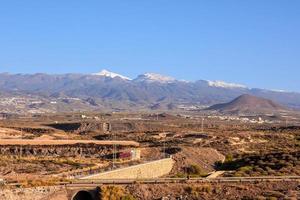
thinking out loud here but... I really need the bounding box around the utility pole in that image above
[201,117,204,133]
[104,122,116,169]
[109,123,116,169]
[160,135,168,159]
[113,132,116,169]
[163,139,166,158]
[20,127,23,158]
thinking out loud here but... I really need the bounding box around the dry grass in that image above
[100,186,136,200]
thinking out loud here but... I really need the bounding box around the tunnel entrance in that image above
[72,190,94,200]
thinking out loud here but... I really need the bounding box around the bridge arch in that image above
[72,190,94,200]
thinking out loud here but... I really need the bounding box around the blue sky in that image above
[0,1,299,91]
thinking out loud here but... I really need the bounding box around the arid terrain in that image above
[0,111,299,200]
[1,0,300,199]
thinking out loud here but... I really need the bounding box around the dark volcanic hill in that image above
[208,94,289,115]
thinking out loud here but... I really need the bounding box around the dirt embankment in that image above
[140,146,225,175]
[127,182,299,200]
[170,147,225,175]
[0,186,67,200]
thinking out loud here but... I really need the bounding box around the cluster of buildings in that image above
[177,104,206,111]
[207,115,273,124]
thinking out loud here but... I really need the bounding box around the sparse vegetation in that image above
[100,186,136,200]
[0,113,299,200]
[185,164,208,177]
[217,151,300,176]
[184,184,212,197]
[0,155,96,175]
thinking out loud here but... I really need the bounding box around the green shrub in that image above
[226,154,234,162]
[173,172,186,178]
[238,166,253,172]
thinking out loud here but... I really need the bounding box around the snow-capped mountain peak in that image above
[207,80,247,89]
[92,69,131,80]
[134,73,176,83]
[270,89,288,93]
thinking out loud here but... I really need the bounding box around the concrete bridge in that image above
[69,187,100,200]
[67,176,300,200]
[67,158,174,200]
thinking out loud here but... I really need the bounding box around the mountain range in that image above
[0,70,300,113]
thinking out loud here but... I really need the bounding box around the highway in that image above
[63,176,300,188]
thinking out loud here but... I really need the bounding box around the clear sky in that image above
[0,1,299,91]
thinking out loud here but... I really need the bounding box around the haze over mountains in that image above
[0,70,300,113]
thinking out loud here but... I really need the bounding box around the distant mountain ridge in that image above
[0,70,300,113]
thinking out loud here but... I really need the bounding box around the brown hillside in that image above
[208,94,288,114]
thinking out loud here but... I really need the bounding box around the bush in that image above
[220,151,300,177]
[226,154,234,162]
[184,185,212,195]
[100,186,136,200]
[187,164,202,175]
[238,166,253,172]
[185,164,208,177]
[101,186,125,200]
[173,172,186,178]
